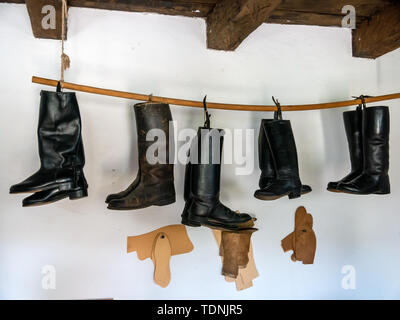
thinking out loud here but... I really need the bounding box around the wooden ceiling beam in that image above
[25,0,66,40]
[206,0,282,51]
[66,0,213,17]
[352,2,400,59]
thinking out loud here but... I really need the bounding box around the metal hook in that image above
[272,96,282,120]
[203,95,211,129]
[352,95,372,109]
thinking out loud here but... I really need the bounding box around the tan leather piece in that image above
[151,232,171,288]
[127,225,194,288]
[281,206,316,264]
[127,225,193,258]
[213,229,259,291]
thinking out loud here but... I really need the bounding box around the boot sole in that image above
[11,181,75,194]
[327,188,342,193]
[107,196,176,210]
[183,216,255,231]
[181,216,201,227]
[336,189,390,195]
[254,189,310,201]
[23,188,88,207]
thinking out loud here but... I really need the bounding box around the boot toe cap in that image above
[327,181,339,191]
[302,185,312,194]
[337,182,358,194]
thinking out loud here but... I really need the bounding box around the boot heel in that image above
[69,188,88,200]
[155,195,176,206]
[375,175,391,194]
[181,216,201,227]
[288,189,301,199]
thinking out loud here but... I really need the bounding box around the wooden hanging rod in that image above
[32,76,400,112]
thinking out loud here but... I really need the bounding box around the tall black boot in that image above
[327,106,363,192]
[256,118,311,198]
[183,127,253,230]
[107,102,176,210]
[254,111,309,200]
[338,106,390,195]
[10,90,88,206]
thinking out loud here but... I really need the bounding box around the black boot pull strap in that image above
[272,96,283,120]
[203,95,211,129]
[56,81,62,93]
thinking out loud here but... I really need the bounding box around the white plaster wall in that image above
[0,4,399,299]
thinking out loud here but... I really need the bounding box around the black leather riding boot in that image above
[10,90,88,206]
[180,160,201,227]
[183,127,253,230]
[254,119,307,200]
[107,102,176,210]
[327,107,363,192]
[338,106,390,195]
[256,119,311,198]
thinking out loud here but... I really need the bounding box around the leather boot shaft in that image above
[327,108,363,191]
[38,91,85,170]
[264,120,300,180]
[343,108,363,173]
[363,106,389,175]
[258,119,275,188]
[135,102,174,185]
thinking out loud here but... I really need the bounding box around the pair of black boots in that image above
[255,108,311,201]
[327,105,390,194]
[10,90,88,206]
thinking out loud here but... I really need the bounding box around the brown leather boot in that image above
[107,102,175,210]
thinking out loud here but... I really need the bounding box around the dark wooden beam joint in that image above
[207,0,282,51]
[352,3,400,59]
[26,0,66,40]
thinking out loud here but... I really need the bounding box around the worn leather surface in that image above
[212,230,259,291]
[107,102,176,210]
[338,106,390,194]
[10,91,87,203]
[328,108,363,191]
[258,119,275,188]
[254,119,309,200]
[182,127,252,230]
[220,229,256,278]
[282,206,316,264]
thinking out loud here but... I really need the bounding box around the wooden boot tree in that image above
[281,206,317,264]
[127,225,193,288]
